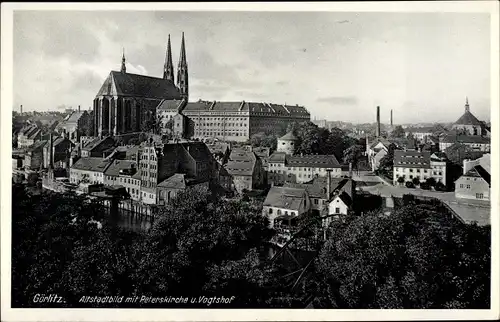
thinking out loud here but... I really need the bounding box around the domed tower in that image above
[277,131,297,155]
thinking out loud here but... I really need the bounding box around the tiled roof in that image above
[72,157,112,172]
[96,71,182,100]
[279,131,297,141]
[82,137,114,152]
[268,152,287,163]
[393,150,431,169]
[369,138,392,150]
[180,142,212,162]
[104,160,137,177]
[335,191,353,207]
[441,135,490,144]
[455,111,482,126]
[263,186,308,211]
[180,100,310,116]
[20,125,41,139]
[225,159,255,176]
[284,177,350,199]
[29,140,48,151]
[286,154,340,168]
[158,173,187,189]
[64,111,85,124]
[156,99,185,111]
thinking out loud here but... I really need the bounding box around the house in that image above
[156,99,185,135]
[284,176,355,215]
[24,140,47,170]
[81,136,116,157]
[42,136,75,169]
[439,134,490,152]
[17,124,42,148]
[328,192,353,219]
[103,159,140,201]
[366,138,395,171]
[69,157,113,185]
[55,107,93,143]
[267,153,341,184]
[393,150,447,186]
[207,142,231,165]
[262,186,311,229]
[455,154,491,201]
[224,149,265,194]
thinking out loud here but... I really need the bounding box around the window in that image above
[314,199,318,205]
[466,185,471,189]
[476,193,484,199]
[269,208,273,214]
[335,207,340,214]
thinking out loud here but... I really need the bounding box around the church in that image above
[93,33,189,137]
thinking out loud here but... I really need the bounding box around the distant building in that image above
[81,137,116,158]
[404,126,437,142]
[17,124,42,148]
[452,98,487,136]
[393,150,447,186]
[42,136,74,169]
[366,138,396,171]
[268,153,342,184]
[277,131,297,155]
[103,159,140,201]
[439,134,490,152]
[157,100,310,142]
[55,107,93,143]
[454,154,490,201]
[24,140,47,170]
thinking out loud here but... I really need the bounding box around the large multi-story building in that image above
[93,34,187,137]
[393,150,447,186]
[156,100,310,142]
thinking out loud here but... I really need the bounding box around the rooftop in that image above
[393,150,431,169]
[263,186,308,211]
[72,157,112,172]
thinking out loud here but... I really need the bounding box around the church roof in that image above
[454,111,482,126]
[96,71,182,100]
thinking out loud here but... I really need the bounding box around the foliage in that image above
[313,205,490,308]
[250,132,278,151]
[426,177,436,187]
[397,176,405,184]
[343,145,365,173]
[405,181,415,188]
[286,121,356,160]
[412,177,420,186]
[390,125,406,138]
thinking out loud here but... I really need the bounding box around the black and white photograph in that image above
[1,2,498,321]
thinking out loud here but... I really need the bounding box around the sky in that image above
[13,10,491,123]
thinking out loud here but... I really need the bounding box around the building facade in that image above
[393,150,447,186]
[17,124,42,148]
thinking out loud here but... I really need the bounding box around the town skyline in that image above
[13,11,491,124]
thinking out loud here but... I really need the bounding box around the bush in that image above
[405,181,415,188]
[412,177,420,186]
[397,176,405,184]
[426,177,436,187]
[435,181,446,191]
[420,183,430,190]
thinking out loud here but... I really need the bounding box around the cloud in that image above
[317,96,358,105]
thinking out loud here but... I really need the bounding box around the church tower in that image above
[465,96,470,112]
[121,48,126,73]
[163,34,175,82]
[177,32,189,101]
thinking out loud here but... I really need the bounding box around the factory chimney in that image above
[49,132,54,169]
[78,105,81,113]
[20,105,23,114]
[326,169,332,200]
[390,109,393,127]
[376,106,381,137]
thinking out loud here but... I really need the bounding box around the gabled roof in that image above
[393,150,431,169]
[454,111,482,126]
[263,186,307,211]
[158,173,187,189]
[72,157,112,172]
[156,99,185,111]
[463,165,490,185]
[269,152,287,163]
[29,140,48,152]
[96,71,182,100]
[82,136,115,152]
[286,154,340,168]
[334,191,353,207]
[284,177,350,199]
[441,135,490,144]
[225,159,255,176]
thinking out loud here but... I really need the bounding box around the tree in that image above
[412,177,420,186]
[426,177,436,187]
[405,181,415,188]
[397,176,405,184]
[343,145,365,174]
[250,132,278,151]
[390,125,405,138]
[313,205,490,309]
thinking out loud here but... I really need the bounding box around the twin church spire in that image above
[164,32,188,100]
[120,32,188,100]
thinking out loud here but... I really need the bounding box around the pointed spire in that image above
[121,48,126,73]
[163,35,174,82]
[177,32,189,101]
[465,96,470,112]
